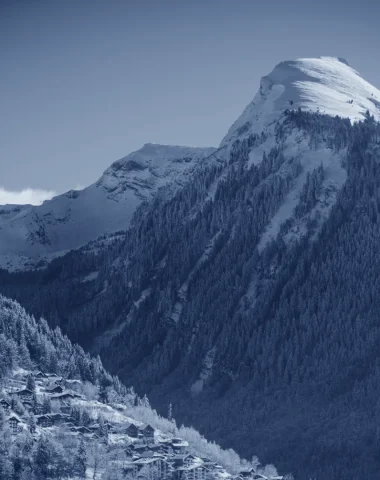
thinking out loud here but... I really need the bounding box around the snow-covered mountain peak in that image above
[99,143,216,198]
[221,56,380,146]
[0,144,216,271]
[104,143,216,173]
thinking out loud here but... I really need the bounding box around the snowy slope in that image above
[221,57,380,146]
[0,144,216,270]
[2,57,380,272]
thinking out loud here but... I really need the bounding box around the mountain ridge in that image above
[2,57,380,480]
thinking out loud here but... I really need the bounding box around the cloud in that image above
[72,184,85,191]
[0,187,56,206]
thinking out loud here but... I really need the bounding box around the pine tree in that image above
[26,374,36,393]
[33,436,51,479]
[141,394,150,408]
[27,415,36,434]
[73,438,87,479]
[42,396,51,414]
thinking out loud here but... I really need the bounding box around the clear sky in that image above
[1,0,380,203]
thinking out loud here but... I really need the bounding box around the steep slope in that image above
[2,57,380,480]
[222,56,380,147]
[0,295,278,479]
[0,144,216,271]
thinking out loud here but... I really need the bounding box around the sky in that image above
[1,0,380,204]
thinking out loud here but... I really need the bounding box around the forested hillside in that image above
[0,295,278,479]
[2,111,380,479]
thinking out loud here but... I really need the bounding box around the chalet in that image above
[104,422,114,432]
[125,443,135,457]
[176,464,209,480]
[133,456,172,479]
[172,437,189,453]
[171,454,197,468]
[8,415,21,434]
[0,398,11,411]
[32,370,46,379]
[239,469,255,478]
[125,422,139,438]
[48,413,73,426]
[60,403,72,414]
[51,391,81,401]
[122,463,138,477]
[158,439,173,454]
[147,443,162,453]
[133,444,150,455]
[34,404,44,415]
[36,415,53,428]
[11,388,34,403]
[139,424,155,442]
[138,451,164,459]
[46,385,64,394]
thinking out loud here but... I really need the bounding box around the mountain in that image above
[221,56,380,147]
[2,57,380,480]
[0,144,216,271]
[0,294,279,479]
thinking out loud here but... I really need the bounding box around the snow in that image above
[190,348,216,395]
[0,144,215,271]
[221,57,380,146]
[81,271,99,283]
[170,232,221,324]
[258,131,347,251]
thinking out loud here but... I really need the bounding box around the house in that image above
[125,422,139,438]
[239,469,255,478]
[171,454,197,468]
[60,402,72,414]
[133,456,172,479]
[46,385,64,394]
[158,439,174,454]
[8,415,21,434]
[0,398,11,411]
[134,444,150,455]
[172,437,189,453]
[34,403,44,415]
[36,415,53,428]
[104,422,114,432]
[51,391,81,402]
[11,388,34,403]
[48,413,73,426]
[122,462,139,477]
[147,443,162,453]
[139,424,155,442]
[125,442,135,457]
[176,464,210,480]
[32,370,46,379]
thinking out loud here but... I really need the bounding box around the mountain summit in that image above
[222,56,380,145]
[1,57,380,272]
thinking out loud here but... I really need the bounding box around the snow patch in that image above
[191,348,216,395]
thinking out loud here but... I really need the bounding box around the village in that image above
[0,368,280,480]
